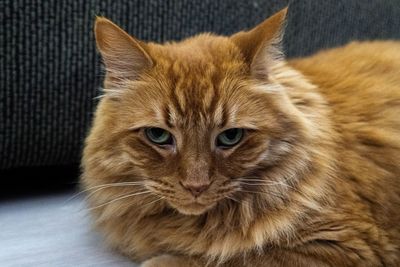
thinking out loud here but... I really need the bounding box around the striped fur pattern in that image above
[82,8,400,267]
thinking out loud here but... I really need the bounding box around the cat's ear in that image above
[231,7,288,79]
[94,17,153,86]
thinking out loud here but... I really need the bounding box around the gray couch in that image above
[1,0,400,266]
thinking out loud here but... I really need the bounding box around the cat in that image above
[82,7,400,267]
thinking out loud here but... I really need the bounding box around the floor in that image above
[0,192,137,267]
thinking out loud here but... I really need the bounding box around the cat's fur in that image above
[82,8,400,267]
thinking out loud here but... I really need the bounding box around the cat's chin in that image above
[172,202,216,216]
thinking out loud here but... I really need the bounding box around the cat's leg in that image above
[140,255,204,267]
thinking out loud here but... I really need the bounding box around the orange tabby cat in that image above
[82,8,400,267]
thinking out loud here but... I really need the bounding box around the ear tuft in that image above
[94,17,153,91]
[231,7,288,80]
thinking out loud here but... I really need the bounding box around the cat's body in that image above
[82,9,400,267]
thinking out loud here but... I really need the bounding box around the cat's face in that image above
[85,10,297,215]
[112,51,284,215]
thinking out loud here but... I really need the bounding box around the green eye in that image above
[216,128,244,148]
[145,128,173,145]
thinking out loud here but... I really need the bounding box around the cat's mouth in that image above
[170,200,216,215]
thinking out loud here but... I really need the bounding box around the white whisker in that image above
[237,178,299,192]
[226,196,241,204]
[239,182,297,191]
[87,190,152,211]
[65,181,146,203]
[237,189,286,201]
[84,183,146,200]
[93,94,105,100]
[142,196,165,207]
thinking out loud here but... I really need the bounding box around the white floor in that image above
[0,192,137,267]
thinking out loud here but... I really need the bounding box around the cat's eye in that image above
[145,128,173,146]
[216,128,244,148]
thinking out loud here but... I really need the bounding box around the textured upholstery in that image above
[1,0,400,169]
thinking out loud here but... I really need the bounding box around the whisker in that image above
[226,196,241,204]
[216,186,237,193]
[84,181,144,193]
[146,178,175,189]
[65,181,146,203]
[142,196,165,207]
[236,177,296,184]
[93,94,105,100]
[236,176,264,180]
[239,181,286,186]
[240,182,296,190]
[85,181,145,191]
[237,179,299,192]
[84,183,146,201]
[237,178,285,183]
[236,189,286,201]
[87,190,152,211]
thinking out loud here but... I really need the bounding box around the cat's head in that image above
[84,8,316,216]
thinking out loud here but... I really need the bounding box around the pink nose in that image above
[180,182,210,197]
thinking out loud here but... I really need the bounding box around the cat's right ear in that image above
[231,8,288,80]
[94,17,153,86]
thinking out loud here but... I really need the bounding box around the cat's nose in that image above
[180,181,210,197]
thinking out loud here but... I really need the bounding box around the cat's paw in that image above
[140,255,190,267]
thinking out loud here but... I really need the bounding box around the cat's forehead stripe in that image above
[162,105,174,128]
[160,62,221,127]
[162,96,233,130]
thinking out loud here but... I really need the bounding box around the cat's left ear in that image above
[231,7,288,79]
[94,17,153,88]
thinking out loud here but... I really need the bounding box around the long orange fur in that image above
[82,8,400,267]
